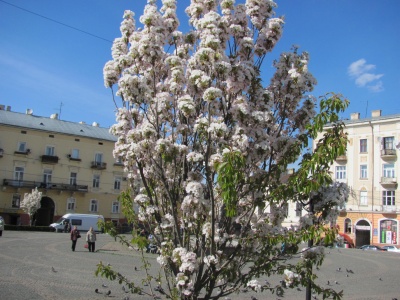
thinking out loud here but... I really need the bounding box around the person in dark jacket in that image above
[70,226,80,251]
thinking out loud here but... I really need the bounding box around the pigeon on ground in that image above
[102,283,108,288]
[327,280,330,285]
[134,266,138,271]
[51,267,57,273]
[346,268,354,274]
[105,290,111,296]
[336,267,341,272]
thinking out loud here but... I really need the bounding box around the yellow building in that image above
[318,110,400,247]
[0,105,128,227]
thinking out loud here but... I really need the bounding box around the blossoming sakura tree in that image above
[98,1,349,299]
[21,187,42,226]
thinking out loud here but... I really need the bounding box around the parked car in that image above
[359,245,387,251]
[381,245,400,252]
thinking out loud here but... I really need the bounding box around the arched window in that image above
[344,218,352,233]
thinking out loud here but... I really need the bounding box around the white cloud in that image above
[355,73,383,87]
[347,59,384,92]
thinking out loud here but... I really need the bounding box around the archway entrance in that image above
[35,197,55,226]
[355,219,371,247]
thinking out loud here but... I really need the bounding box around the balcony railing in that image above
[380,176,397,186]
[67,154,81,162]
[41,155,59,164]
[91,161,107,170]
[335,154,347,162]
[381,149,396,158]
[14,149,31,155]
[3,179,88,192]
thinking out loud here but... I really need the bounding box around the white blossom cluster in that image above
[283,269,300,286]
[21,187,42,218]
[301,246,325,261]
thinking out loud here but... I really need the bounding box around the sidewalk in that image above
[0,231,399,300]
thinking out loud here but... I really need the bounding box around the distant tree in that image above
[98,1,349,299]
[21,187,42,226]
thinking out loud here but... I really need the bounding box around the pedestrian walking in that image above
[86,226,97,252]
[0,216,4,237]
[70,226,80,251]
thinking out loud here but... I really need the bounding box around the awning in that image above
[339,233,354,247]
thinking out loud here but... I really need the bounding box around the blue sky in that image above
[0,0,399,128]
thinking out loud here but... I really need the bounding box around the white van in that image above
[50,213,104,233]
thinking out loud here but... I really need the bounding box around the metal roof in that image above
[343,113,400,126]
[0,110,117,142]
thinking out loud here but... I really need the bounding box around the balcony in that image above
[41,155,59,164]
[381,205,397,213]
[335,154,347,162]
[14,149,31,155]
[67,154,82,162]
[3,179,88,192]
[91,161,107,170]
[381,149,397,160]
[380,176,397,187]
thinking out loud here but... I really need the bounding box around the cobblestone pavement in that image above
[0,231,399,300]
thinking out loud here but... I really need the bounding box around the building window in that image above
[70,172,77,185]
[93,174,100,188]
[43,169,52,187]
[71,149,80,159]
[382,190,395,206]
[383,164,395,178]
[114,176,122,190]
[295,202,302,217]
[383,136,394,150]
[14,167,24,181]
[360,190,368,206]
[116,156,123,164]
[18,142,27,152]
[95,153,103,165]
[360,165,368,179]
[360,139,367,153]
[335,166,346,180]
[344,218,352,233]
[90,199,98,212]
[112,201,120,213]
[12,194,21,208]
[45,146,55,156]
[67,198,76,210]
[380,219,398,244]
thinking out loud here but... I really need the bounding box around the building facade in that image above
[0,106,129,227]
[319,110,400,247]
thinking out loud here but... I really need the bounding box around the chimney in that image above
[372,110,382,118]
[350,113,360,120]
[92,122,99,127]
[50,113,58,119]
[26,109,33,115]
[0,105,4,110]
[6,106,11,111]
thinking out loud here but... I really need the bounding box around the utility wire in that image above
[0,0,113,43]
